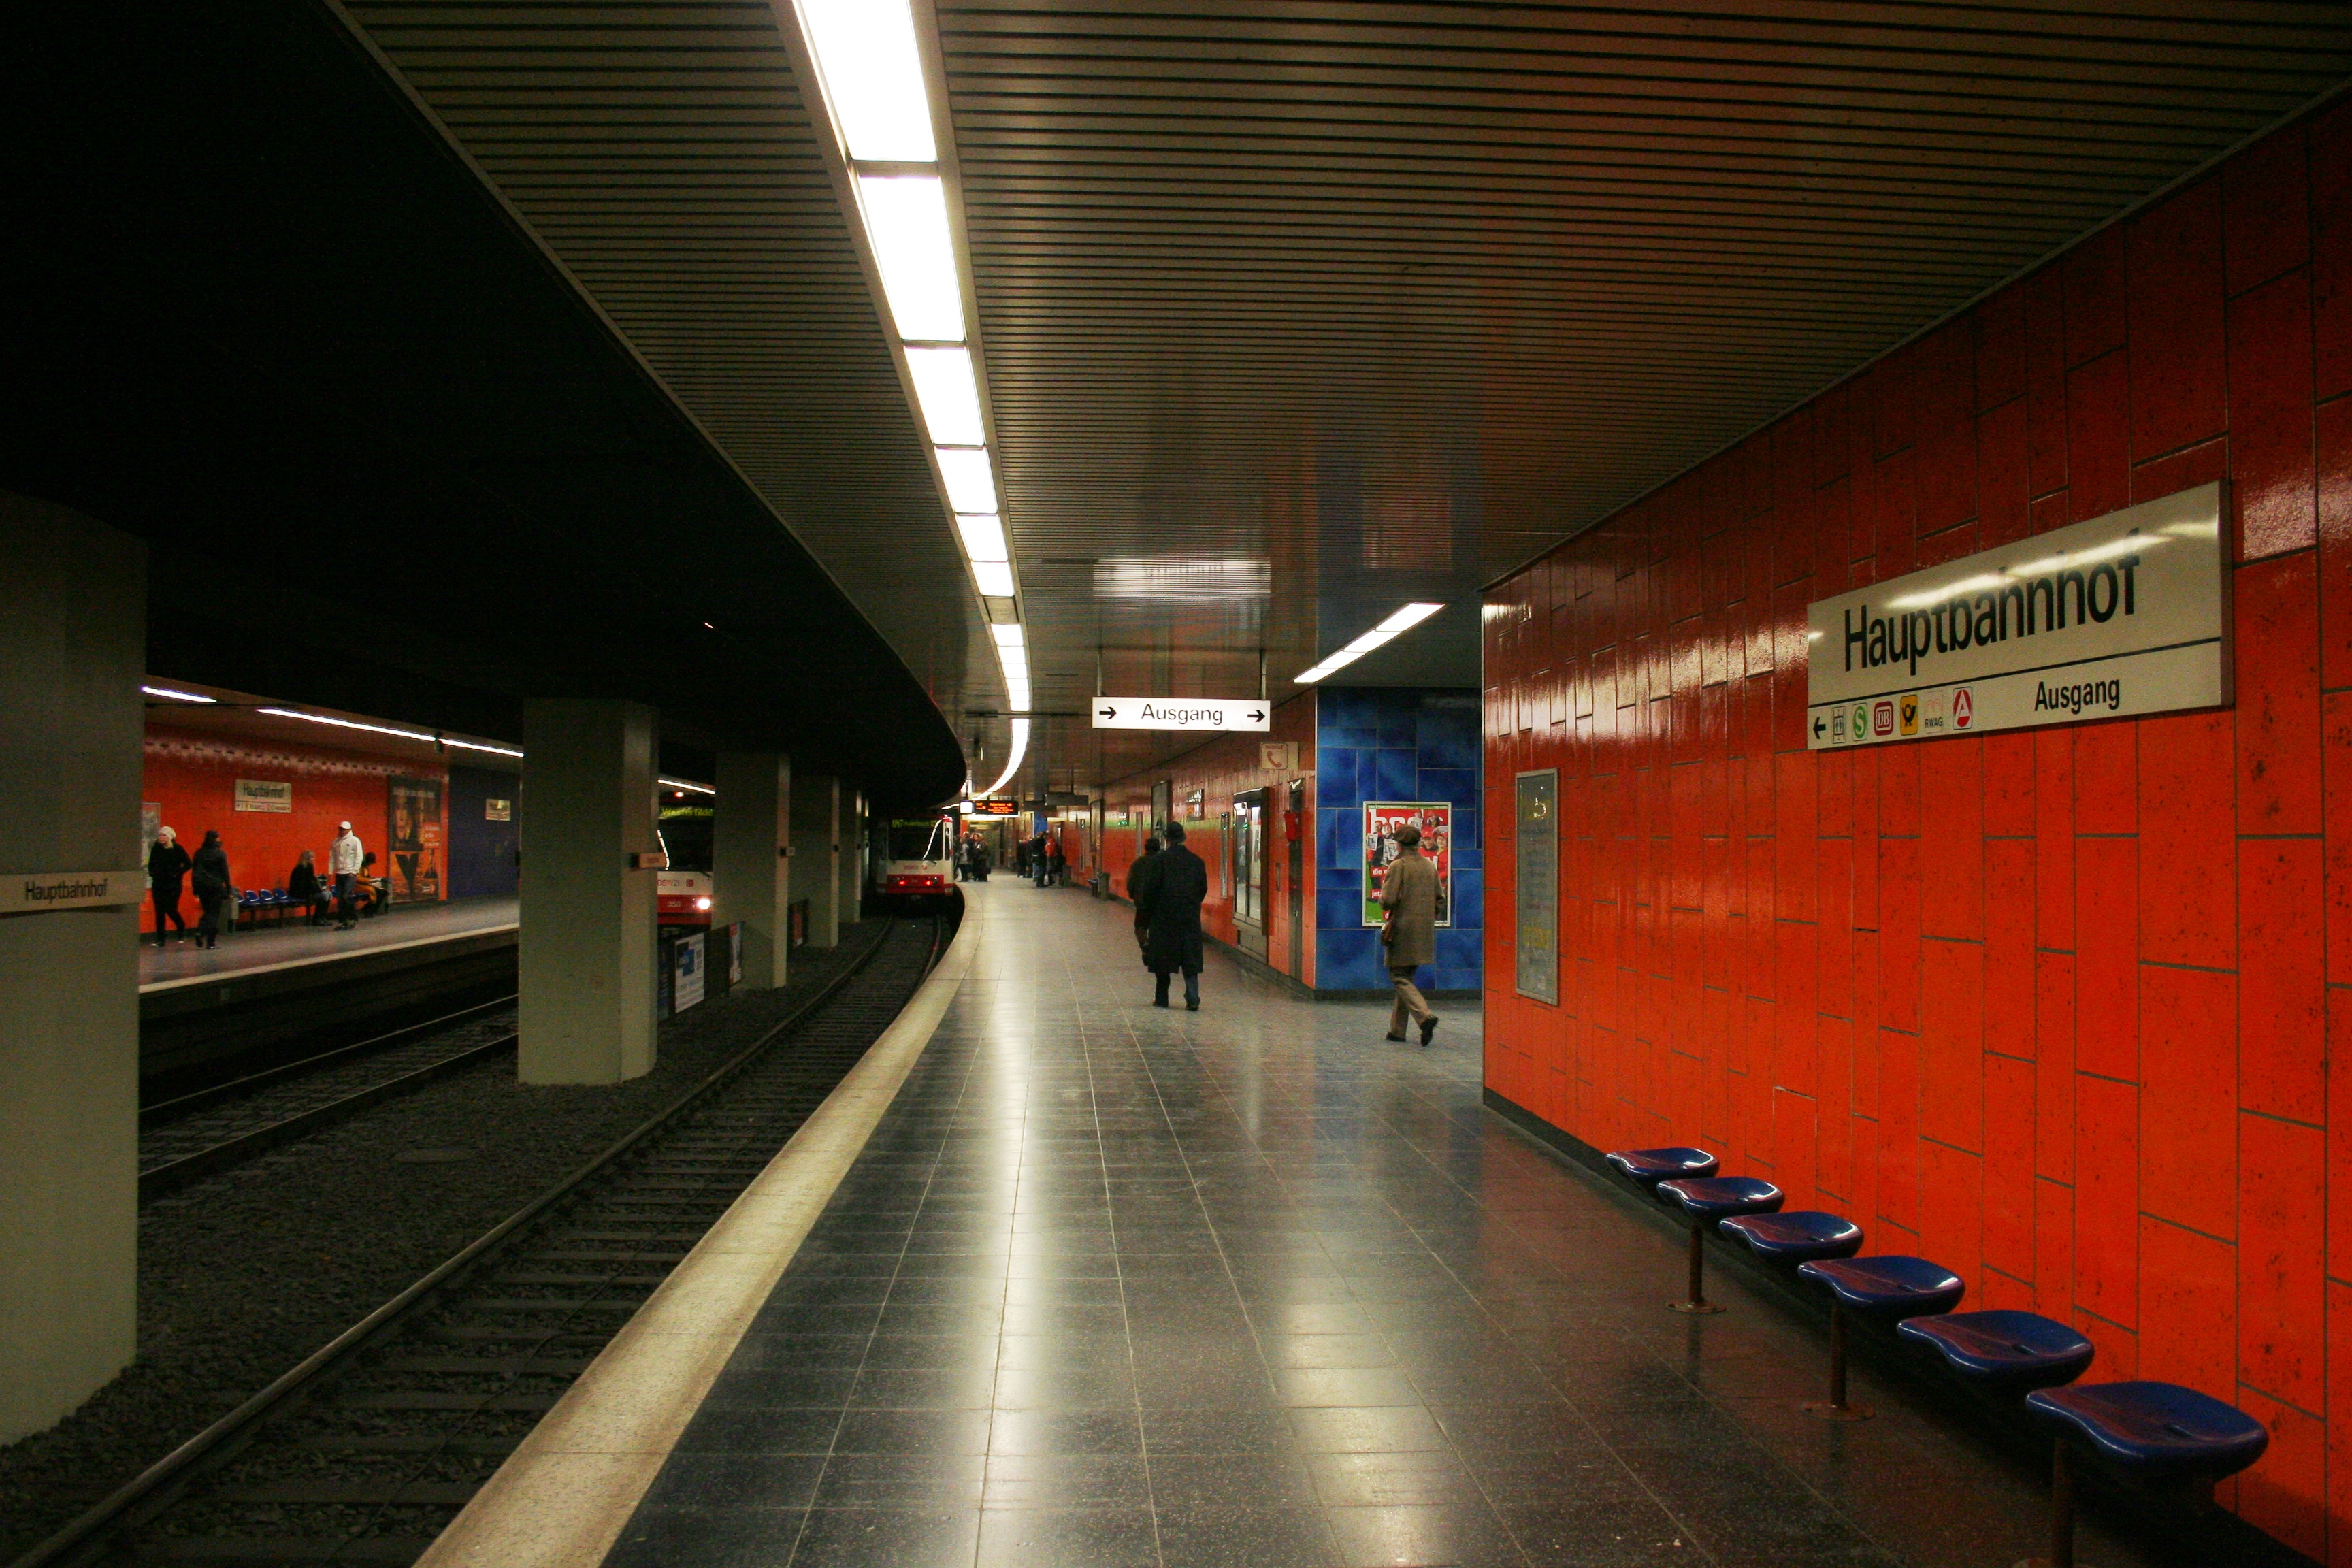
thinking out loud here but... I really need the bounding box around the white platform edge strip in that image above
[412,904,983,1568]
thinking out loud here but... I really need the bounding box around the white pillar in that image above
[838,789,864,923]
[791,773,839,949]
[712,752,789,990]
[518,700,658,1084]
[0,494,144,1441]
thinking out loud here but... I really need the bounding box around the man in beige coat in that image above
[1379,822,1440,1045]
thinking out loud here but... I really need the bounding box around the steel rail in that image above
[11,913,930,1568]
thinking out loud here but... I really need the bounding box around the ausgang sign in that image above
[1091,697,1271,732]
[1806,482,2228,750]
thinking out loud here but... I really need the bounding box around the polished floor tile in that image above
[603,884,2166,1568]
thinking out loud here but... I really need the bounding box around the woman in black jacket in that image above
[287,849,324,926]
[147,827,192,946]
[191,830,232,949]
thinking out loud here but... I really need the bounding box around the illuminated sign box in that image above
[1805,482,2228,749]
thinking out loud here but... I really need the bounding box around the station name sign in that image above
[0,869,147,914]
[1806,483,2228,749]
[1091,697,1271,732]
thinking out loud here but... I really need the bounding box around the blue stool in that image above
[1795,1256,1965,1420]
[1720,1211,1863,1266]
[1655,1176,1782,1314]
[2024,1382,2268,1568]
[1605,1146,1718,1198]
[1899,1310,2094,1396]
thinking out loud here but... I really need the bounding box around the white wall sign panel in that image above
[1090,697,1271,732]
[1804,483,2229,749]
[0,870,146,913]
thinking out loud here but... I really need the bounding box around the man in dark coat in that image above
[1132,821,1207,1009]
[1128,835,1162,966]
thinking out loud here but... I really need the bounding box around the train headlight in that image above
[695,896,712,911]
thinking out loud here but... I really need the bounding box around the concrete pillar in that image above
[518,700,658,1084]
[0,494,144,1441]
[712,751,790,990]
[838,789,864,924]
[791,773,839,949]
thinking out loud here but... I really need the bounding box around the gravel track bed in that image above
[0,921,892,1561]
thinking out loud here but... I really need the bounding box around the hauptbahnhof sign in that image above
[1805,483,2228,749]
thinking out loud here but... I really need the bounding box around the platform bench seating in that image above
[1599,1143,2271,1559]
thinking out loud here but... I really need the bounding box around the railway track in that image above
[139,1000,521,1202]
[18,913,944,1568]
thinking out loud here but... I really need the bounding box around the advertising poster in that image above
[1361,802,1452,928]
[387,776,444,904]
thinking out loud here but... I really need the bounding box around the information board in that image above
[1514,770,1558,1004]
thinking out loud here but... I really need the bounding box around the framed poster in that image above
[1515,770,1558,1004]
[1361,802,1452,928]
[387,776,444,903]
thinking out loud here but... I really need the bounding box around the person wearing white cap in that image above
[329,820,365,930]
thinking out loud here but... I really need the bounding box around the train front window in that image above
[887,819,949,862]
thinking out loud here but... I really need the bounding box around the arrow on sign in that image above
[1098,706,1115,720]
[1812,715,1826,739]
[1248,710,1265,723]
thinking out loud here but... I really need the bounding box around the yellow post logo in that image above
[1899,693,1919,735]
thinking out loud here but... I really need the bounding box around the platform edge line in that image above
[410,906,981,1568]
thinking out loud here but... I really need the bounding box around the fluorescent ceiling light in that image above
[1378,602,1446,634]
[257,707,523,757]
[936,446,998,512]
[658,777,716,796]
[972,560,1016,597]
[855,175,965,342]
[142,685,217,703]
[906,346,984,446]
[990,623,1025,649]
[978,717,1030,794]
[955,511,1009,562]
[1294,602,1446,684]
[796,0,936,162]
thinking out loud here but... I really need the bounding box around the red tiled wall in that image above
[140,725,446,931]
[1098,693,1318,988]
[1482,103,2352,1560]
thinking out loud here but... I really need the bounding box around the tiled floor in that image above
[139,894,516,988]
[604,882,2154,1568]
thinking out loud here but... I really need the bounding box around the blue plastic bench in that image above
[1794,1255,1965,1420]
[2024,1381,2268,1568]
[1604,1146,1718,1198]
[1655,1176,1782,1315]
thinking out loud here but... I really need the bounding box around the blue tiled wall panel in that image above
[1313,687,1483,989]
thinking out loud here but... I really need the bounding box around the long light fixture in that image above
[1294,602,1447,684]
[791,0,1028,790]
[257,706,524,757]
[658,777,716,796]
[142,685,218,704]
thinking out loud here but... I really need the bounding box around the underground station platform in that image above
[408,883,2193,1568]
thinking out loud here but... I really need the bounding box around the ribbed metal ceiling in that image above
[341,0,2351,793]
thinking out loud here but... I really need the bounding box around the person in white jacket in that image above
[329,821,364,930]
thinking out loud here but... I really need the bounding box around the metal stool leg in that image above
[1669,1218,1725,1314]
[2013,1439,2087,1568]
[1802,1302,1872,1420]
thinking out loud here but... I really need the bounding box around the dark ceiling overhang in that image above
[0,0,964,808]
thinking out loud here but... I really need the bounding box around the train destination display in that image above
[1804,482,2228,749]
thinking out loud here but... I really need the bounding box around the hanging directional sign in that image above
[1090,697,1271,732]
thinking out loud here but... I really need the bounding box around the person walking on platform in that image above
[1046,836,1066,887]
[191,830,232,950]
[1032,832,1052,887]
[1132,822,1207,1010]
[1379,821,1440,1046]
[1128,834,1162,965]
[148,826,191,946]
[329,819,364,930]
[287,848,325,926]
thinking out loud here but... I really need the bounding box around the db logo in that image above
[1872,701,1895,736]
[1952,688,1974,729]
